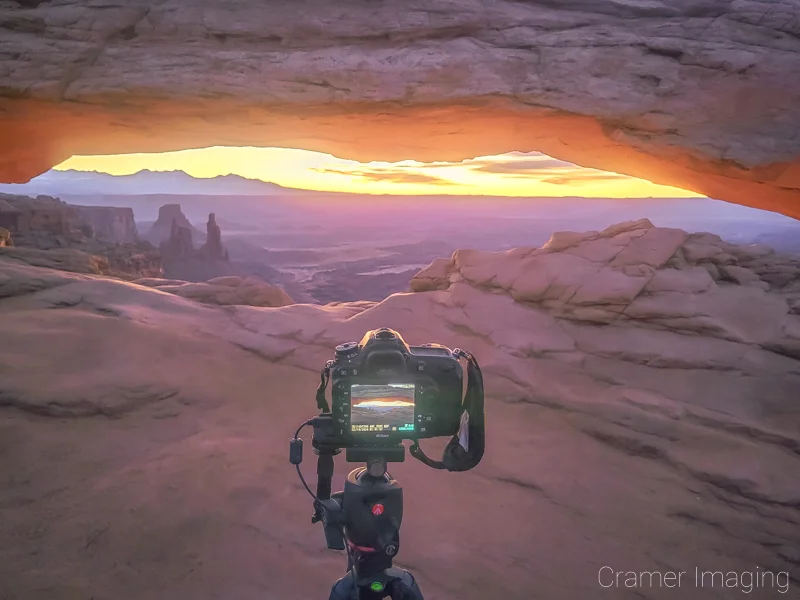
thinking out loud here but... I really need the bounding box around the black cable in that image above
[292,418,354,594]
[293,420,321,502]
[296,464,320,502]
[294,419,312,440]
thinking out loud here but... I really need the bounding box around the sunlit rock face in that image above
[1,1,799,217]
[411,219,800,340]
[133,275,294,307]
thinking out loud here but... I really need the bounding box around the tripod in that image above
[316,447,425,600]
[292,334,485,598]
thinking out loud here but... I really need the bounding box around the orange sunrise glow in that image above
[54,146,700,198]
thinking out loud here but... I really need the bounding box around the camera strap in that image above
[315,362,332,413]
[409,350,485,472]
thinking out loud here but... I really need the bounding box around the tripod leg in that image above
[387,569,424,600]
[328,571,356,600]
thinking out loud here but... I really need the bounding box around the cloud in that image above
[312,167,458,186]
[468,158,576,174]
[409,152,576,173]
[311,151,630,187]
[541,171,630,186]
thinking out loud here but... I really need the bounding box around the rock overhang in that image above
[0,0,798,217]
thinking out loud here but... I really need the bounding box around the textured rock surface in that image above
[412,219,800,350]
[1,1,799,217]
[133,275,294,308]
[0,245,110,278]
[1,221,798,599]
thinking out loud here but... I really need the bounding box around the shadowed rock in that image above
[72,205,139,243]
[159,218,195,260]
[145,204,203,246]
[199,213,228,261]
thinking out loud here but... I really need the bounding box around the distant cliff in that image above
[73,205,139,243]
[0,193,139,244]
[0,194,76,242]
[0,193,162,279]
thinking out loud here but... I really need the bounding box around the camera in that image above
[327,328,464,446]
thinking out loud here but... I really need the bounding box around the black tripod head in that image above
[309,433,406,564]
[302,439,418,598]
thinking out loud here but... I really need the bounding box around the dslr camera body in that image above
[329,327,464,447]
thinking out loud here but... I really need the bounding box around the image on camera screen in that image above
[350,383,416,433]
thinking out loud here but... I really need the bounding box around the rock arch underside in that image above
[1,0,799,218]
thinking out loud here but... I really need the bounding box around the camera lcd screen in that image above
[350,383,415,434]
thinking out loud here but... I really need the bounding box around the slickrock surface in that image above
[0,221,798,599]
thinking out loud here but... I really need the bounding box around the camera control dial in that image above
[335,342,360,360]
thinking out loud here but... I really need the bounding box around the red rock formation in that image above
[145,204,202,246]
[158,209,236,281]
[0,1,798,217]
[0,193,162,279]
[0,193,141,245]
[199,213,228,261]
[159,218,195,260]
[0,194,73,240]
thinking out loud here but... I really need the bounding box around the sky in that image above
[54,146,700,198]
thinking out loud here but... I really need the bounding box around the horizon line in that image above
[21,167,709,200]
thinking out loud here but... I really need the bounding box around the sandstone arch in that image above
[1,0,798,217]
